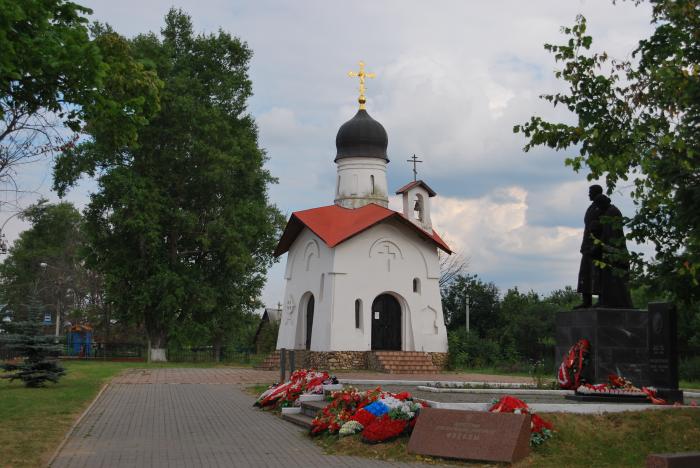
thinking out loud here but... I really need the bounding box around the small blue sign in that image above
[43,312,52,324]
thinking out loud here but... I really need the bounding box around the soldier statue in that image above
[575,186,633,309]
[575,185,603,308]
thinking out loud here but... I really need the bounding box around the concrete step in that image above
[381,366,437,371]
[281,412,315,429]
[374,352,429,357]
[378,356,433,363]
[301,400,327,418]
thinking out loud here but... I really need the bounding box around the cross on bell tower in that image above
[406,154,423,181]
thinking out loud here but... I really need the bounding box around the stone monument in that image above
[556,188,682,402]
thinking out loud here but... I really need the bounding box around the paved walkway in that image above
[111,368,279,385]
[110,367,532,385]
[336,371,531,384]
[51,369,444,468]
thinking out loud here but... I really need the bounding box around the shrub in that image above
[680,356,700,382]
[447,329,501,369]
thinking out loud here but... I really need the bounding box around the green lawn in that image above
[680,380,700,391]
[0,360,246,468]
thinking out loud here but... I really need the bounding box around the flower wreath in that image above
[254,369,333,409]
[557,338,591,389]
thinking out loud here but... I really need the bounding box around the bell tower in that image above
[396,180,436,232]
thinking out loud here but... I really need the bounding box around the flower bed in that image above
[488,395,554,446]
[310,387,427,443]
[254,369,336,409]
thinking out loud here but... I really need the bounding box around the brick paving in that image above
[112,368,279,385]
[51,368,446,468]
[112,367,532,385]
[336,371,531,384]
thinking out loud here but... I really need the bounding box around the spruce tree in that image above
[1,294,66,387]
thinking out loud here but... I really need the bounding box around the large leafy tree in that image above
[515,1,700,304]
[0,201,93,328]
[54,9,283,358]
[0,1,160,199]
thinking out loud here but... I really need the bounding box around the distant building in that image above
[253,307,282,354]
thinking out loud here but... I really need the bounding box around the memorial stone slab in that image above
[647,303,683,403]
[648,302,679,389]
[407,408,530,463]
[647,452,700,468]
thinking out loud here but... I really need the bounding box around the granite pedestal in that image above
[556,303,682,403]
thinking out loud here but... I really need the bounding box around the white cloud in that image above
[7,0,657,307]
[422,186,582,292]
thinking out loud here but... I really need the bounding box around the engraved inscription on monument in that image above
[434,420,497,441]
[407,408,530,463]
[648,302,679,389]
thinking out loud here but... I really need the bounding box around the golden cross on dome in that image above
[347,61,376,110]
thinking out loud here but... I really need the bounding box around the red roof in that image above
[274,203,451,257]
[395,180,436,197]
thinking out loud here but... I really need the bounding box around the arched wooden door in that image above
[371,294,401,350]
[305,295,315,350]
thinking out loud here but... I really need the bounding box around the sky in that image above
[3,0,656,310]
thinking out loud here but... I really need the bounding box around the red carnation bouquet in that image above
[311,386,427,443]
[361,414,408,444]
[488,396,553,446]
[310,386,383,435]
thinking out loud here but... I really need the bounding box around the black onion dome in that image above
[335,109,389,162]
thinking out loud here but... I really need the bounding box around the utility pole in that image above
[465,294,470,333]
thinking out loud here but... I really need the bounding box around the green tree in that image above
[499,288,558,363]
[514,1,700,304]
[54,9,283,359]
[0,1,160,194]
[441,274,502,337]
[1,293,66,387]
[0,201,94,332]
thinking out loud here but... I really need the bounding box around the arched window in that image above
[336,175,341,195]
[355,299,362,329]
[370,175,375,194]
[413,278,421,294]
[320,273,325,301]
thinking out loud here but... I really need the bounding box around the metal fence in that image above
[1,342,267,364]
[166,347,263,365]
[0,346,22,361]
[62,342,146,361]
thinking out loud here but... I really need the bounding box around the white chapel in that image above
[274,63,450,368]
